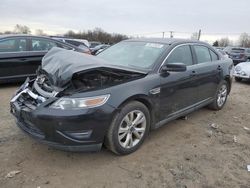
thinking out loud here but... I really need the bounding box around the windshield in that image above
[97,41,168,69]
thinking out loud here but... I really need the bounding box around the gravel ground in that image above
[0,80,250,188]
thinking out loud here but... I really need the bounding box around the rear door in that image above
[26,37,59,75]
[160,44,200,120]
[0,37,31,79]
[191,45,221,102]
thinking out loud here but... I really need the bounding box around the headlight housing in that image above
[235,66,241,72]
[241,71,247,76]
[50,94,110,110]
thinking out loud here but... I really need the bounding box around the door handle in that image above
[190,71,196,76]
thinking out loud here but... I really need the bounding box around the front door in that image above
[160,45,199,121]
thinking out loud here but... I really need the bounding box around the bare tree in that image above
[35,29,46,36]
[218,38,230,47]
[14,24,31,34]
[213,40,219,47]
[238,33,250,47]
[65,28,128,44]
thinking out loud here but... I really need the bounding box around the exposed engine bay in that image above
[67,68,145,93]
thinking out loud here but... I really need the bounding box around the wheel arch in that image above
[117,94,155,129]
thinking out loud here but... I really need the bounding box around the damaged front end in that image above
[10,47,147,151]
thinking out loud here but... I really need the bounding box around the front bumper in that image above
[10,81,116,152]
[233,73,250,79]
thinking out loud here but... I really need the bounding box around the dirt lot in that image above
[0,81,250,188]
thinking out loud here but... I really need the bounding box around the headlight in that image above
[235,66,241,72]
[241,71,247,76]
[50,94,110,110]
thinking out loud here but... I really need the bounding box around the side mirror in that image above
[160,63,187,73]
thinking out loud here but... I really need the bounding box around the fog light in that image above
[57,130,92,141]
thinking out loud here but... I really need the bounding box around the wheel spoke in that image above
[128,112,134,122]
[123,133,131,148]
[134,127,145,133]
[133,130,141,139]
[221,90,227,96]
[132,112,144,125]
[119,132,127,140]
[124,115,130,124]
[119,127,128,134]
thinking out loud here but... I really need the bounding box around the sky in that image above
[0,0,249,43]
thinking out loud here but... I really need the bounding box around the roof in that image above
[125,38,206,45]
[0,34,51,39]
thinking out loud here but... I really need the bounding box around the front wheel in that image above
[105,101,150,155]
[208,81,229,110]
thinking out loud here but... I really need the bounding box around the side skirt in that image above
[153,98,214,129]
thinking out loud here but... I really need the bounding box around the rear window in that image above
[0,38,27,52]
[231,48,245,53]
[210,50,219,61]
[31,38,57,51]
[193,45,211,64]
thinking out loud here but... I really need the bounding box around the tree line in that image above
[0,24,128,44]
[1,24,250,47]
[212,33,250,48]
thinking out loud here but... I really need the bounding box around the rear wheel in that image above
[208,81,228,110]
[105,101,150,155]
[235,77,242,82]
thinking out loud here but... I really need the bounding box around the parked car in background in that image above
[91,44,110,55]
[223,46,234,55]
[52,37,91,54]
[51,36,89,47]
[0,35,87,83]
[228,48,250,65]
[217,49,229,59]
[10,38,233,155]
[89,41,101,49]
[234,61,250,82]
[215,47,224,51]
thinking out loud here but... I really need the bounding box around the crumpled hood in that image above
[41,47,147,87]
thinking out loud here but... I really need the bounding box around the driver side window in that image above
[167,45,193,66]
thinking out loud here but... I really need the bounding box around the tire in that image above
[208,80,229,111]
[105,101,150,155]
[235,77,242,82]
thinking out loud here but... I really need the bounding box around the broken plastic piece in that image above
[5,170,21,178]
[247,165,250,172]
[210,123,218,129]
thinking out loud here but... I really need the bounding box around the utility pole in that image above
[170,31,174,38]
[162,31,165,38]
[197,29,201,40]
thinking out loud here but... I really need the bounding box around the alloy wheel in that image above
[217,84,227,107]
[118,110,146,149]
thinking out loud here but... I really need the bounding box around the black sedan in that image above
[10,38,233,155]
[0,35,87,83]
